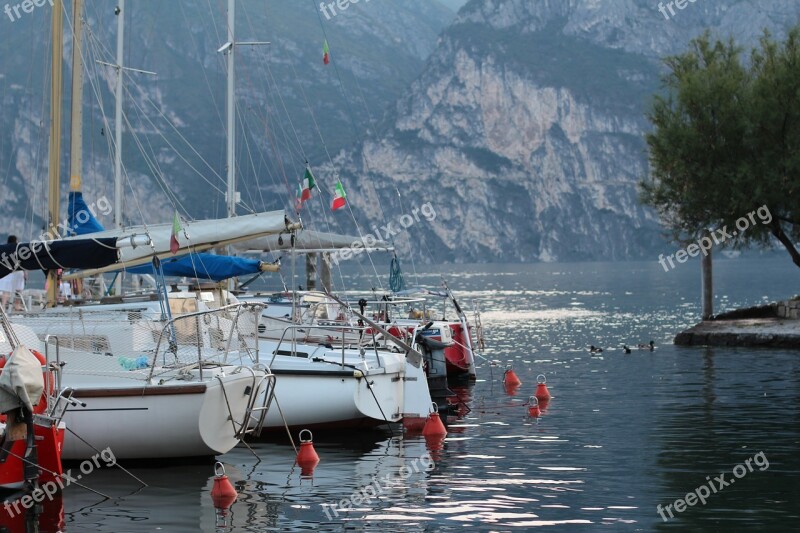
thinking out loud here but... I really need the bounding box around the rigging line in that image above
[119,107,186,216]
[244,76,294,211]
[307,2,391,287]
[239,4,363,297]
[81,16,156,231]
[81,25,151,227]
[347,70,422,286]
[178,0,225,132]
[25,14,51,240]
[287,55,383,292]
[120,80,227,200]
[233,5,298,213]
[83,18,229,193]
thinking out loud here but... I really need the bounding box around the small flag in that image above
[332,180,347,211]
[300,168,316,201]
[323,40,330,65]
[170,211,181,254]
[296,168,317,210]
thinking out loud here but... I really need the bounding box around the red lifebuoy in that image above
[0,349,54,415]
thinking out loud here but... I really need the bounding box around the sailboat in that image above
[0,0,298,460]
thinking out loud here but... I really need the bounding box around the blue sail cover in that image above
[68,191,105,235]
[124,253,263,281]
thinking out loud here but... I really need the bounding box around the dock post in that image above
[306,253,317,291]
[320,253,332,292]
[701,250,713,320]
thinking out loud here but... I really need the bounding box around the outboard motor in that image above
[415,324,453,406]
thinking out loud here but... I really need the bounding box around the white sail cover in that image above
[63,210,298,277]
[235,229,390,253]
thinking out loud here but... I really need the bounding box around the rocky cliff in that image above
[0,0,454,237]
[314,0,800,263]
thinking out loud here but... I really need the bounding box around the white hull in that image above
[60,369,263,460]
[263,369,402,429]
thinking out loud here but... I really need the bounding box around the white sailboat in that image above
[1,0,298,460]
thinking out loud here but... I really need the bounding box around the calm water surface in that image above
[12,258,800,531]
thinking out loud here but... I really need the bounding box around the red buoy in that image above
[422,402,447,437]
[503,365,521,387]
[211,462,237,510]
[527,396,541,417]
[535,374,551,401]
[296,429,320,473]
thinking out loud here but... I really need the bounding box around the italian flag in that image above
[323,40,330,65]
[332,180,347,211]
[296,168,316,210]
[170,211,181,254]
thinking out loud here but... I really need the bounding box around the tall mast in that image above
[219,0,268,293]
[225,0,236,219]
[114,0,124,231]
[47,0,65,307]
[113,0,124,296]
[68,0,84,194]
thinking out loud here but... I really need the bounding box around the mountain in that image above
[3,1,799,266]
[438,0,469,11]
[314,0,800,263]
[0,0,455,237]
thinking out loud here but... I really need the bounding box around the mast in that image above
[218,0,268,293]
[113,0,124,295]
[225,0,236,220]
[67,0,85,300]
[47,0,65,307]
[68,0,84,194]
[114,0,124,232]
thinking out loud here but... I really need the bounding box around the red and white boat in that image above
[0,330,65,494]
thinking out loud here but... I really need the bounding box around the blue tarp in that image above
[68,191,105,235]
[125,253,263,281]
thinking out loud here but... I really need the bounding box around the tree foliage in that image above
[642,25,800,267]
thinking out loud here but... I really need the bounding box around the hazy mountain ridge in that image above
[318,0,800,263]
[0,0,455,237]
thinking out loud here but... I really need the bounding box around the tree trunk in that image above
[770,220,800,268]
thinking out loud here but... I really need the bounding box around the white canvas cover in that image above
[0,345,44,414]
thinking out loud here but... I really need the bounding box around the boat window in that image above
[273,349,309,358]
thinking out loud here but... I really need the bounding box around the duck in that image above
[622,345,632,354]
[589,345,603,354]
[649,340,655,351]
[637,340,656,351]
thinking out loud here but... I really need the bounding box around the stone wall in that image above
[776,300,800,320]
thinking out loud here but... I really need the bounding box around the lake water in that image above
[7,257,800,531]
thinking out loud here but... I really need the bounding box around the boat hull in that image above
[61,373,259,460]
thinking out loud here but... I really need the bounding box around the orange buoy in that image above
[296,429,320,473]
[535,374,551,401]
[422,402,447,437]
[211,462,237,510]
[527,396,541,417]
[503,365,521,387]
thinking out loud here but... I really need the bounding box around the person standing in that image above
[0,235,26,311]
